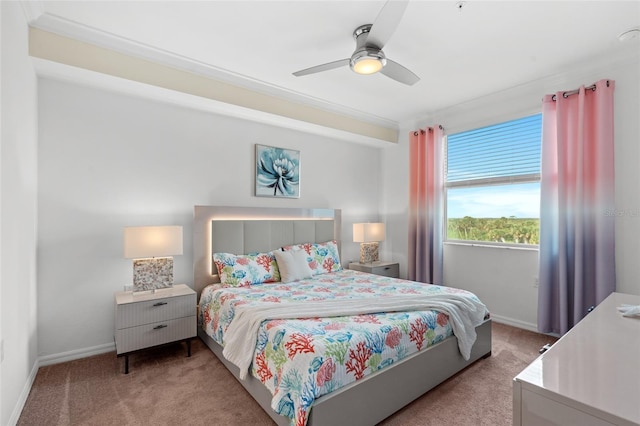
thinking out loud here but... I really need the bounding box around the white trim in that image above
[408,47,639,133]
[38,342,115,367]
[33,59,393,148]
[443,241,539,251]
[29,12,397,131]
[19,0,45,24]
[7,359,39,426]
[446,173,541,188]
[8,343,116,424]
[489,314,538,333]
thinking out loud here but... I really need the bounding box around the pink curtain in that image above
[408,126,444,284]
[538,79,616,335]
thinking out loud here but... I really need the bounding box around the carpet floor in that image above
[18,322,555,426]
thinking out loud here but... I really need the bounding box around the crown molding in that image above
[405,45,640,133]
[33,58,395,148]
[20,0,45,24]
[28,11,398,133]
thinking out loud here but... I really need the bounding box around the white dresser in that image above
[513,292,640,426]
[115,284,196,373]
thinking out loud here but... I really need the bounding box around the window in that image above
[445,114,542,245]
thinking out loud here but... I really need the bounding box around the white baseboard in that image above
[8,343,116,425]
[8,359,39,426]
[489,314,538,333]
[38,342,115,367]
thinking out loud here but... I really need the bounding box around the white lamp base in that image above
[359,242,379,264]
[133,257,174,292]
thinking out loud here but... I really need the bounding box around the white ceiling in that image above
[30,1,640,126]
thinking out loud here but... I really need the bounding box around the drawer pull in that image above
[384,267,390,270]
[153,302,168,307]
[153,324,168,330]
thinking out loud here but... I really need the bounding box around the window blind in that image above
[446,114,542,185]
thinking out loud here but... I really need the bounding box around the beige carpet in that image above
[18,322,555,426]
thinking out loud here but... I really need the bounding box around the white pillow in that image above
[274,249,313,283]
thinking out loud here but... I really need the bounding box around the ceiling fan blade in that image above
[292,59,350,77]
[366,0,409,49]
[380,59,420,86]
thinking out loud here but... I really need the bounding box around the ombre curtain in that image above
[538,79,616,335]
[408,126,444,285]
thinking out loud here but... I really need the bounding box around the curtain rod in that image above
[413,124,444,136]
[551,80,610,101]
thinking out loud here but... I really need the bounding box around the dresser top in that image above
[515,292,640,424]
[115,284,195,305]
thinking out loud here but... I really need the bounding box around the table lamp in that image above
[353,222,385,264]
[124,225,183,292]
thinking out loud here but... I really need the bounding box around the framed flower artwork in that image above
[255,144,300,198]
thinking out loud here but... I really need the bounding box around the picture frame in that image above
[255,144,300,198]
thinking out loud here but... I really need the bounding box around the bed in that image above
[194,206,492,426]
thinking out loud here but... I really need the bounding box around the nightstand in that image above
[349,261,399,278]
[114,284,196,374]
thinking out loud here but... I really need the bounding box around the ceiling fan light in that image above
[352,58,383,75]
[350,49,386,75]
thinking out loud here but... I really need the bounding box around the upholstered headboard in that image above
[193,206,341,296]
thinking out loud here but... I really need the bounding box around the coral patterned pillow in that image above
[212,252,281,287]
[282,240,342,275]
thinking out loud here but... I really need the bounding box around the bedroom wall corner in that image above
[1,2,40,425]
[0,0,3,418]
[610,58,640,297]
[0,0,3,417]
[379,124,412,279]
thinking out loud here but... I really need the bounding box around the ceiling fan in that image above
[292,0,419,86]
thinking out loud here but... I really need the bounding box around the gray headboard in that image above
[193,206,342,296]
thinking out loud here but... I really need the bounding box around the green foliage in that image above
[447,216,539,245]
[368,353,382,371]
[265,342,288,371]
[392,319,410,334]
[324,341,349,365]
[425,329,436,345]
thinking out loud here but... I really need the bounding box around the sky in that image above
[447,182,540,219]
[446,113,541,220]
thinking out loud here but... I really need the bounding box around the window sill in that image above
[444,241,539,251]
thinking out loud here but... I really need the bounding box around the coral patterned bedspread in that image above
[198,269,488,426]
